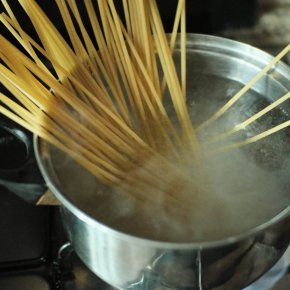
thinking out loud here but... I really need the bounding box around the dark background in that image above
[0,0,257,41]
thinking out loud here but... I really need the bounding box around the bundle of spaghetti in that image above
[0,0,290,213]
[0,0,202,213]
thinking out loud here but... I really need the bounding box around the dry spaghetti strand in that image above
[206,91,290,144]
[197,44,290,131]
[215,120,290,154]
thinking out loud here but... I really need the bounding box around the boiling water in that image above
[49,74,290,243]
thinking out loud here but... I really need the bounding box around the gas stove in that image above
[0,186,289,290]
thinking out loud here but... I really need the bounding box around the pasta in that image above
[0,0,289,213]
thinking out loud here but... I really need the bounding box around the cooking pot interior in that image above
[36,35,290,244]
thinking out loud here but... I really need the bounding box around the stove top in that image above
[0,186,289,290]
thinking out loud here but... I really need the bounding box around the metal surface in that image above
[61,247,290,290]
[34,34,290,289]
[0,275,51,290]
[0,186,49,266]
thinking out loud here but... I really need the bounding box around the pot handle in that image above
[0,116,57,205]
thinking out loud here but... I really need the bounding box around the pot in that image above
[1,34,290,290]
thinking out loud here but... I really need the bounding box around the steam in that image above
[51,126,290,243]
[49,75,290,244]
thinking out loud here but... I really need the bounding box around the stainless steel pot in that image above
[31,34,290,289]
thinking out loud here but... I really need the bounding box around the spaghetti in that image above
[0,0,289,212]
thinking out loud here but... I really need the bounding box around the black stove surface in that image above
[0,186,289,290]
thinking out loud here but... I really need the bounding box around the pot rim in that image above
[34,33,290,250]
